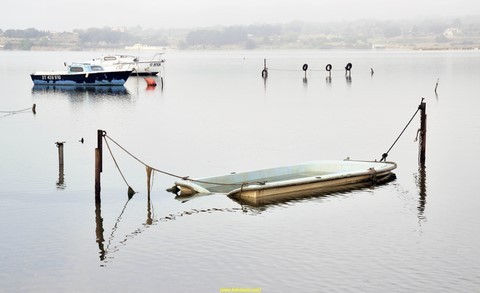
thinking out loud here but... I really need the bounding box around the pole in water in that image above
[56,142,65,187]
[418,101,427,166]
[56,142,65,168]
[302,63,308,79]
[261,58,268,78]
[32,104,36,114]
[345,63,352,77]
[95,130,105,198]
[434,78,439,94]
[325,64,332,83]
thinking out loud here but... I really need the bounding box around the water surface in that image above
[1,50,480,292]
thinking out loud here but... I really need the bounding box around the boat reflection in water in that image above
[31,85,131,99]
[174,175,397,207]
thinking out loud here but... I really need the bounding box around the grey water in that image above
[1,50,480,292]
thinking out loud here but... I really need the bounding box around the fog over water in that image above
[1,0,479,30]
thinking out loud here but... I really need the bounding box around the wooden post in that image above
[56,142,65,187]
[418,101,427,166]
[56,142,65,168]
[95,130,104,198]
[146,166,153,197]
[32,104,36,114]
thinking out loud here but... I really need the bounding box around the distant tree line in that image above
[1,16,480,50]
[2,28,49,39]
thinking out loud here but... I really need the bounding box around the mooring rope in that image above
[268,68,344,72]
[103,134,247,187]
[103,136,134,192]
[380,98,424,162]
[0,107,31,113]
[104,134,187,180]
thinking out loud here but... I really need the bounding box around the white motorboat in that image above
[31,63,132,86]
[89,53,165,76]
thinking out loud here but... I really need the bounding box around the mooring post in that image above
[418,101,427,166]
[261,58,268,78]
[345,63,352,77]
[95,148,101,199]
[302,63,308,79]
[32,104,36,115]
[95,130,105,198]
[56,142,65,187]
[56,142,65,168]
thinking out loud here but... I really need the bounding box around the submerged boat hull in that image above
[172,160,397,205]
[30,70,132,86]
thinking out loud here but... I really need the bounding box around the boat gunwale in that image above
[174,160,397,196]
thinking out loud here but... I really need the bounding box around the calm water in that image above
[1,50,480,292]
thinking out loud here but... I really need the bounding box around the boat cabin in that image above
[67,63,105,73]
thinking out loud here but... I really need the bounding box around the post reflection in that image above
[415,166,427,221]
[95,198,106,261]
[346,75,352,84]
[56,166,65,189]
[146,193,154,225]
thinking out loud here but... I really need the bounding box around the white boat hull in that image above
[172,160,397,205]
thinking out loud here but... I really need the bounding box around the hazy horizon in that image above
[2,0,479,31]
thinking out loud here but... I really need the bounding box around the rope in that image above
[104,134,186,180]
[0,107,31,113]
[380,98,424,161]
[103,136,134,192]
[268,68,346,72]
[103,134,251,188]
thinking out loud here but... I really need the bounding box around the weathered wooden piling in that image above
[95,130,105,199]
[56,142,65,168]
[32,104,36,114]
[418,101,427,166]
[56,142,65,187]
[146,166,153,197]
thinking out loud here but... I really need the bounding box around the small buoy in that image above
[302,64,308,71]
[261,69,268,78]
[79,138,84,144]
[144,77,157,87]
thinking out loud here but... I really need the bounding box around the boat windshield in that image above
[70,66,84,73]
[90,65,104,71]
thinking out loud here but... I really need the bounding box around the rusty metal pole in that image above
[419,101,427,166]
[95,130,104,199]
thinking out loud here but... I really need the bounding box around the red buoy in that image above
[144,77,157,86]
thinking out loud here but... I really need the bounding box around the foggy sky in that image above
[2,0,479,31]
